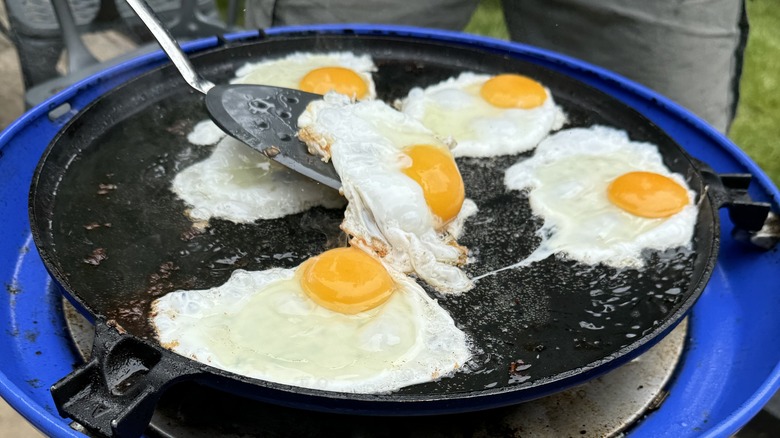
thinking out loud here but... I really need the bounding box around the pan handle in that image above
[51,321,200,437]
[693,158,778,249]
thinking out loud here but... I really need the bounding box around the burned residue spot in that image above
[84,248,108,266]
[158,262,179,277]
[35,351,42,356]
[19,245,29,254]
[26,379,41,388]
[97,183,118,195]
[106,319,128,335]
[24,330,38,343]
[148,262,180,297]
[114,299,149,326]
[5,283,21,295]
[509,359,532,375]
[180,226,206,241]
[148,283,169,297]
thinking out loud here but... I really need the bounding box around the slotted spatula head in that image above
[205,84,341,190]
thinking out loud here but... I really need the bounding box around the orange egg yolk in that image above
[300,247,395,314]
[401,144,466,225]
[607,171,689,218]
[299,67,368,99]
[480,74,547,109]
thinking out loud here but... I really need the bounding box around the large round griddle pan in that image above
[28,31,771,437]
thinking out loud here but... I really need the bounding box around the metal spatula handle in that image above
[125,0,215,94]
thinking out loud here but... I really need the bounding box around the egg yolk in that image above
[607,171,689,218]
[299,67,368,99]
[300,247,395,314]
[480,74,547,109]
[401,144,466,224]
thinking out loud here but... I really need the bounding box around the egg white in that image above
[173,52,378,223]
[172,136,344,223]
[151,267,471,393]
[400,72,566,157]
[299,93,478,294]
[504,125,697,268]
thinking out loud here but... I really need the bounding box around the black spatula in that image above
[126,0,342,190]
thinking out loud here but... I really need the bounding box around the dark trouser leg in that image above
[501,0,747,133]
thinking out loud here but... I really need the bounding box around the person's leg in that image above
[502,0,747,133]
[246,0,478,32]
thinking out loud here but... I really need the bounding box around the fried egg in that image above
[151,247,471,393]
[233,52,377,100]
[504,126,697,268]
[299,93,478,293]
[400,72,566,157]
[173,52,378,223]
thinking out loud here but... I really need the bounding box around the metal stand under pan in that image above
[63,298,688,437]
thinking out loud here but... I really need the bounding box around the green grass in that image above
[730,0,780,188]
[464,0,780,188]
[464,0,508,40]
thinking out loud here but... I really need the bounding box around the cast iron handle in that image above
[51,321,201,437]
[694,158,778,249]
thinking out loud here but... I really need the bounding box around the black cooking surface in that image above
[33,35,715,401]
